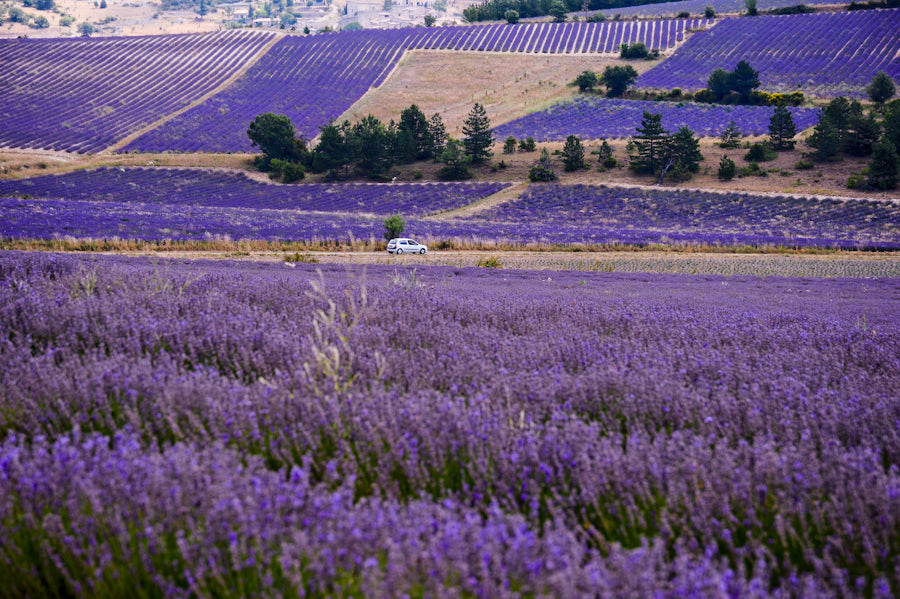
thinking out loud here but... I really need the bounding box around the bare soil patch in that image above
[339,51,661,137]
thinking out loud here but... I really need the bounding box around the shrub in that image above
[574,70,598,92]
[739,162,767,177]
[504,9,518,23]
[794,160,814,170]
[503,136,517,154]
[586,12,605,21]
[518,137,536,152]
[476,256,503,268]
[867,71,896,104]
[383,214,405,241]
[744,143,776,162]
[718,156,736,180]
[529,149,557,182]
[704,5,715,17]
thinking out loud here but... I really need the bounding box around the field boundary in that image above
[101,33,284,155]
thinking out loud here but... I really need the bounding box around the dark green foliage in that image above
[562,135,586,171]
[311,122,347,177]
[664,126,703,174]
[423,14,436,26]
[730,60,760,102]
[676,10,690,17]
[347,115,390,177]
[396,104,433,163]
[628,111,668,174]
[77,21,93,35]
[867,71,896,104]
[745,0,758,14]
[718,155,736,180]
[867,137,899,189]
[8,7,28,22]
[504,9,519,23]
[269,160,305,183]
[462,103,493,163]
[704,5,715,17]
[383,214,405,241]
[844,109,881,157]
[600,65,638,98]
[247,113,305,164]
[806,115,842,161]
[883,100,900,152]
[620,42,655,60]
[794,160,814,170]
[744,143,776,162]
[428,113,447,159]
[719,121,742,148]
[706,68,732,100]
[586,11,605,21]
[438,139,472,180]
[598,140,616,167]
[528,148,557,182]
[31,14,49,27]
[548,0,567,21]
[768,104,796,150]
[574,70,598,92]
[518,137,537,152]
[768,3,815,13]
[503,137,517,154]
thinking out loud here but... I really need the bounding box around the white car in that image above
[387,238,428,254]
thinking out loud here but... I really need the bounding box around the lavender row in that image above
[580,0,838,18]
[636,10,900,97]
[492,96,820,141]
[2,192,898,249]
[0,167,507,217]
[121,21,709,153]
[0,30,276,154]
[1,253,898,595]
[468,183,900,248]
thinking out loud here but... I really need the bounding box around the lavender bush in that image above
[0,31,276,153]
[0,252,898,596]
[636,10,900,97]
[3,172,897,249]
[0,167,508,217]
[492,96,820,141]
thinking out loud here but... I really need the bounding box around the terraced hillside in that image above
[0,20,709,154]
[636,9,900,97]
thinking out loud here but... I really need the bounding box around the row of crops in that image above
[492,96,821,141]
[2,169,898,249]
[0,167,507,216]
[0,19,706,154]
[587,0,840,18]
[0,30,277,153]
[636,9,900,97]
[2,253,899,596]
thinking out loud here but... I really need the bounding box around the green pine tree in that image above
[768,104,797,151]
[867,137,899,190]
[629,111,668,174]
[462,103,493,163]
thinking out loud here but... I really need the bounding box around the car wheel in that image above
[419,248,426,254]
[396,248,403,254]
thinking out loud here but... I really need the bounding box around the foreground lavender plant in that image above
[1,252,898,597]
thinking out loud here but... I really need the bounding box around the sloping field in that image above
[0,20,708,155]
[492,96,821,141]
[0,30,276,153]
[636,10,900,97]
[0,167,508,216]
[586,0,839,18]
[2,169,898,249]
[122,20,709,153]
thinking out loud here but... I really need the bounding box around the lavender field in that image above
[0,167,507,216]
[636,10,900,97]
[2,175,899,249]
[580,0,837,18]
[121,19,709,152]
[1,252,899,596]
[0,30,276,153]
[492,96,820,141]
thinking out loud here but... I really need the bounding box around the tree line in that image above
[246,104,496,183]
